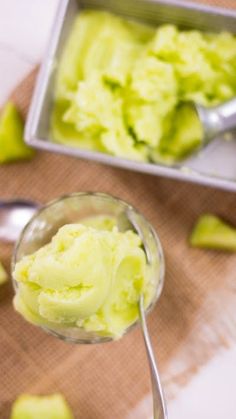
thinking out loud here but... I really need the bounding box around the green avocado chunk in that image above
[0,261,7,285]
[10,394,74,419]
[190,214,236,252]
[0,102,34,163]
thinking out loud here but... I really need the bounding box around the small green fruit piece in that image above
[190,214,236,252]
[0,261,7,285]
[0,102,34,163]
[10,393,74,419]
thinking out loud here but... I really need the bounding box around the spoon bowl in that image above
[194,97,236,145]
[0,200,37,243]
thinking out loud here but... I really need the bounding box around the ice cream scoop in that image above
[193,97,236,145]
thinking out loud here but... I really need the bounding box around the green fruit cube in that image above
[0,102,34,163]
[0,261,7,285]
[190,214,236,252]
[10,394,74,419]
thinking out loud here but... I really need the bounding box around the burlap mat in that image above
[1,1,236,417]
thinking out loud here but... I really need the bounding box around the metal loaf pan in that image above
[25,0,236,191]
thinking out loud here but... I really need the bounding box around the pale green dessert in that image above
[51,11,236,163]
[0,102,34,163]
[80,214,117,231]
[152,104,204,163]
[0,261,7,285]
[10,394,74,419]
[13,219,155,338]
[190,214,236,252]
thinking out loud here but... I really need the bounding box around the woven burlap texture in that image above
[1,1,236,417]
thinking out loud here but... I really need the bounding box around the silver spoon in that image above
[193,97,236,144]
[118,212,167,419]
[0,199,37,242]
[139,295,168,419]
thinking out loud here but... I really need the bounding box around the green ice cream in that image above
[51,11,236,163]
[13,218,155,338]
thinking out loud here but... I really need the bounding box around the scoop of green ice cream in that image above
[154,103,204,162]
[13,219,154,338]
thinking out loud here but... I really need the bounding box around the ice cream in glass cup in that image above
[12,192,165,344]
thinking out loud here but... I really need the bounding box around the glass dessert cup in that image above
[12,192,165,344]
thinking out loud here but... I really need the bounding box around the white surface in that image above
[168,347,236,419]
[0,1,236,418]
[0,0,58,104]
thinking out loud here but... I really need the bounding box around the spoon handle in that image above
[139,296,168,419]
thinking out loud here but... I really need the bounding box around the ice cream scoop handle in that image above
[195,97,236,142]
[215,98,236,133]
[138,295,168,419]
